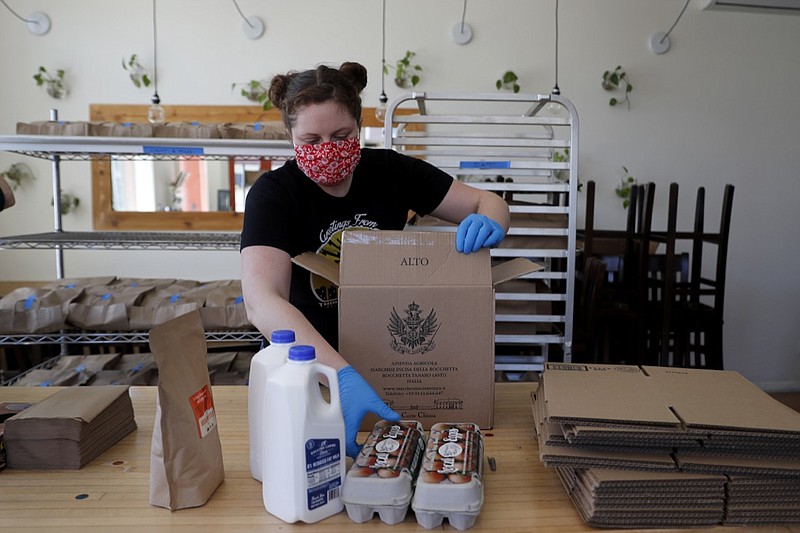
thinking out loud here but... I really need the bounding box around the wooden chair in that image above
[676,184,735,369]
[571,256,608,363]
[580,181,656,364]
[650,184,735,369]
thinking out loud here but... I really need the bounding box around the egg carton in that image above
[411,422,484,531]
[342,419,425,525]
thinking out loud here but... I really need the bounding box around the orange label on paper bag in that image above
[189,384,217,439]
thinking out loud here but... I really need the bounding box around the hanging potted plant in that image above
[231,79,272,110]
[496,70,520,93]
[0,162,36,190]
[33,66,68,99]
[385,50,422,88]
[614,167,638,208]
[602,65,633,109]
[122,54,151,89]
[52,191,80,216]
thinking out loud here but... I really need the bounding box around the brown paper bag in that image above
[0,287,82,333]
[89,121,154,137]
[199,281,251,329]
[67,284,154,330]
[153,122,221,139]
[148,310,224,510]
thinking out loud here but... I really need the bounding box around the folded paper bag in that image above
[148,310,225,510]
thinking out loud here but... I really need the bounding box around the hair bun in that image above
[268,74,292,110]
[339,62,368,93]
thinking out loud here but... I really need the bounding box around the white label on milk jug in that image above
[305,439,342,510]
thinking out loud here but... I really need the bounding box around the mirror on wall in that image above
[109,158,271,214]
[90,104,412,231]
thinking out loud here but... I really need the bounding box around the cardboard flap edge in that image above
[291,252,340,286]
[491,257,544,286]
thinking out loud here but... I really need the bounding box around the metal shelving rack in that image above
[0,132,293,347]
[384,92,579,372]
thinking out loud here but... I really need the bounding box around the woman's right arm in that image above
[240,245,349,371]
[241,244,400,458]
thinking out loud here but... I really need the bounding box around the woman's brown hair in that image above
[268,62,368,132]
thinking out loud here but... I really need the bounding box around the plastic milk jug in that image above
[248,329,295,481]
[262,345,346,523]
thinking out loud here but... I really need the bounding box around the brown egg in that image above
[377,457,397,469]
[424,460,444,472]
[448,473,472,484]
[349,467,375,478]
[420,471,446,484]
[377,468,401,478]
[357,454,378,467]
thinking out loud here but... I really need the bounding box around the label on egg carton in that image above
[419,422,483,485]
[350,420,425,480]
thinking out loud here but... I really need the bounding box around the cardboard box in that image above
[293,230,541,429]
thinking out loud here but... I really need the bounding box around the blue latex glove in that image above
[337,366,400,459]
[456,214,505,254]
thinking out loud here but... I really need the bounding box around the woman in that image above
[240,61,509,458]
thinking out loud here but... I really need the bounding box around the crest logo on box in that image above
[387,301,441,355]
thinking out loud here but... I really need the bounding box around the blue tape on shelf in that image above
[234,295,244,304]
[169,294,182,303]
[100,293,112,301]
[73,365,86,373]
[23,295,37,310]
[459,161,511,170]
[143,146,205,156]
[253,122,262,131]
[191,121,200,126]
[39,381,52,387]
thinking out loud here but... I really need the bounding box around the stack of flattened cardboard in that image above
[556,467,726,528]
[531,363,800,528]
[3,385,136,470]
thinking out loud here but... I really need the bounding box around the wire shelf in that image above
[0,135,294,161]
[0,231,241,250]
[0,329,262,346]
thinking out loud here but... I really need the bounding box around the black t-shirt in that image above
[240,147,453,348]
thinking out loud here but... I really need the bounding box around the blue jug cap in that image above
[288,345,315,362]
[271,329,295,344]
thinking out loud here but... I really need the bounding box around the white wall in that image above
[1,1,799,390]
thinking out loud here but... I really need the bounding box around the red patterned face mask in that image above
[294,137,362,186]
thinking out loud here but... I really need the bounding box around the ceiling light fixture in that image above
[649,0,691,55]
[147,0,165,124]
[0,0,50,35]
[232,0,265,40]
[543,0,566,116]
[451,0,473,45]
[375,0,389,122]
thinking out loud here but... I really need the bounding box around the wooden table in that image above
[0,383,790,532]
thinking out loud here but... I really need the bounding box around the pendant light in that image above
[374,0,388,122]
[543,0,566,117]
[147,0,166,124]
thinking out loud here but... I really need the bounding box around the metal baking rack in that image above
[383,92,579,372]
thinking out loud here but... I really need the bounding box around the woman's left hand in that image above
[456,214,505,254]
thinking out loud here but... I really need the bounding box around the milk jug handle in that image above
[315,362,342,413]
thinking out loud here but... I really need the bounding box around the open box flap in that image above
[491,257,544,286]
[291,252,340,286]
